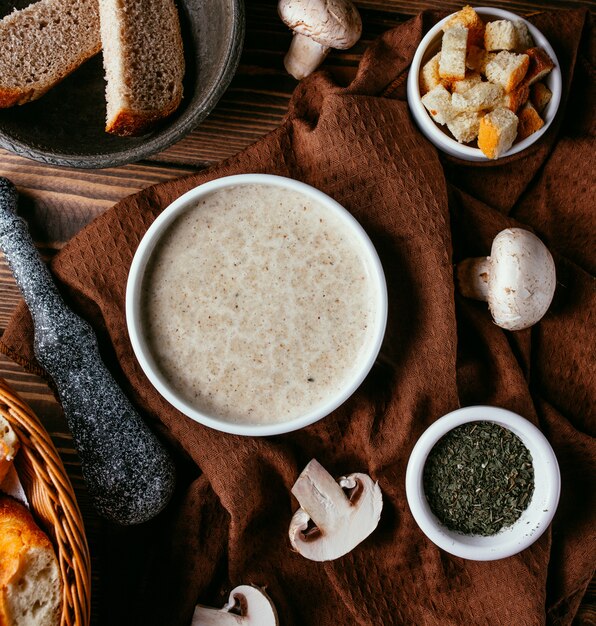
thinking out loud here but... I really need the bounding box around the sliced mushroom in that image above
[192,585,278,626]
[456,228,556,331]
[278,0,362,80]
[289,458,383,561]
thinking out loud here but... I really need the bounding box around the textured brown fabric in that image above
[1,10,595,626]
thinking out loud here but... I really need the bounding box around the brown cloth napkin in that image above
[2,10,595,626]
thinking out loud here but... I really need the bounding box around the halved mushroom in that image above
[289,458,383,561]
[278,0,362,80]
[456,228,556,331]
[192,585,278,626]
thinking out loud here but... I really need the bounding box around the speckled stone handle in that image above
[0,178,175,525]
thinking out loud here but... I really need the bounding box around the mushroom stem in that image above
[456,257,491,301]
[291,459,352,529]
[284,34,329,80]
[192,608,244,626]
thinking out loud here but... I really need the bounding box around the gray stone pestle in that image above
[0,178,175,525]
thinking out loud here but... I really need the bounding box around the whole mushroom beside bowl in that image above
[456,228,556,330]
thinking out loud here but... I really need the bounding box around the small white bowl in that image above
[406,7,562,161]
[405,406,560,561]
[126,174,388,437]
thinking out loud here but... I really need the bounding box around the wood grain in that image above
[0,151,196,247]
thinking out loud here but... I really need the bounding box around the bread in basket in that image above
[0,377,91,626]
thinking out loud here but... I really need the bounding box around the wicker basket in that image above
[0,377,91,626]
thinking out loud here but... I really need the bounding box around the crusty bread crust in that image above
[518,102,544,140]
[0,496,62,626]
[523,47,554,86]
[106,91,183,136]
[531,82,552,114]
[503,83,530,112]
[0,88,33,108]
[505,56,529,92]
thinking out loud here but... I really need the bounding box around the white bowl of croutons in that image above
[407,6,562,161]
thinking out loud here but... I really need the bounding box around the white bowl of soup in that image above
[126,174,387,436]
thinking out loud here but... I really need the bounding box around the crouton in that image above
[485,51,529,92]
[517,101,544,140]
[452,82,504,112]
[485,20,518,51]
[478,107,519,159]
[523,47,555,86]
[443,6,484,47]
[466,45,492,74]
[439,26,468,81]
[420,52,443,94]
[501,82,530,112]
[447,111,482,143]
[421,84,455,125]
[530,82,552,114]
[452,71,482,94]
[513,20,534,50]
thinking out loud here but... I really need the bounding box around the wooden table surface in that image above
[0,1,593,624]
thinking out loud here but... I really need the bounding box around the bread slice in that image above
[478,107,518,159]
[484,20,517,51]
[485,51,529,92]
[531,82,552,114]
[439,26,468,81]
[421,84,455,125]
[517,101,544,140]
[452,82,503,112]
[420,52,443,94]
[447,111,482,143]
[443,6,484,47]
[0,0,101,107]
[523,47,555,86]
[0,415,19,484]
[0,496,61,626]
[99,0,185,136]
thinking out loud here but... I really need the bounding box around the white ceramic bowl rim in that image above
[126,174,388,437]
[405,406,561,561]
[407,7,563,161]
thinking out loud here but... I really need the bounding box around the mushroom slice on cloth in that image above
[456,227,556,331]
[192,585,278,626]
[278,0,362,79]
[289,458,383,561]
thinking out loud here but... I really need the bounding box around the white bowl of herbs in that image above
[405,406,560,561]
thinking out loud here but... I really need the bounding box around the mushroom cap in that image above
[278,0,362,49]
[487,228,556,330]
[192,585,278,625]
[289,460,383,561]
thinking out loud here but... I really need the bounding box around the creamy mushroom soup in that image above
[141,184,378,424]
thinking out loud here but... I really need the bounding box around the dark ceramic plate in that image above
[0,0,244,168]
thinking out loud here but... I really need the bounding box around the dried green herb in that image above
[423,421,534,536]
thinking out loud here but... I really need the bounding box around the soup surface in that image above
[142,183,378,424]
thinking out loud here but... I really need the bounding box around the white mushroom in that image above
[456,228,556,331]
[192,585,278,626]
[288,458,383,561]
[278,0,362,80]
